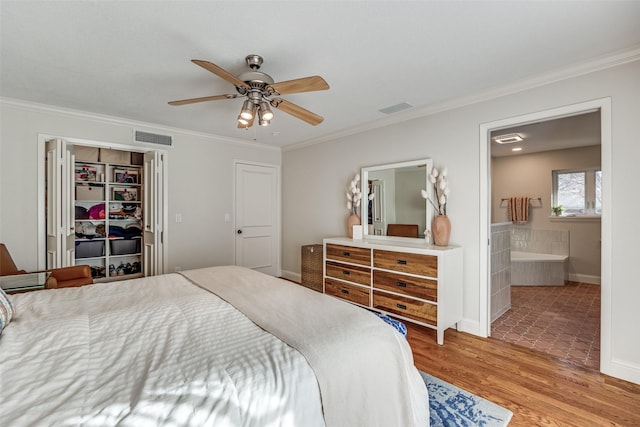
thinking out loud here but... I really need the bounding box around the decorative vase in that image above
[347,213,361,238]
[432,215,451,247]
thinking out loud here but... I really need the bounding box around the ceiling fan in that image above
[168,54,329,128]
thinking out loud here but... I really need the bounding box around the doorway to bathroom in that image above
[479,99,610,371]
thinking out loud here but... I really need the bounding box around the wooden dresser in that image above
[323,237,463,344]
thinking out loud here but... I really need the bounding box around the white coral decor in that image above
[421,166,449,216]
[346,173,373,215]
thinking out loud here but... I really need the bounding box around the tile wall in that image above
[511,227,569,286]
[491,222,512,322]
[511,227,569,256]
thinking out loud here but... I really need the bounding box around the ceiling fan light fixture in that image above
[240,100,254,120]
[259,119,271,127]
[259,101,274,121]
[237,115,249,126]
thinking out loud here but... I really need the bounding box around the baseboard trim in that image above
[568,273,601,285]
[457,318,485,338]
[280,270,301,283]
[603,358,640,386]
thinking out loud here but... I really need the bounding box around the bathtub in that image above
[511,251,568,286]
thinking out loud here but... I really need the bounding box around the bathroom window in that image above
[552,168,601,216]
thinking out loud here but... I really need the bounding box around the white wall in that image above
[282,59,640,384]
[0,100,281,273]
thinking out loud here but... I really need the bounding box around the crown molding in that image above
[283,45,640,152]
[0,98,281,153]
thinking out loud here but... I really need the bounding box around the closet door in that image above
[143,151,165,276]
[45,139,75,268]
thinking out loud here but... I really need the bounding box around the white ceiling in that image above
[491,111,601,158]
[2,1,640,148]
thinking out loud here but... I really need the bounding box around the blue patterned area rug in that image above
[421,371,513,426]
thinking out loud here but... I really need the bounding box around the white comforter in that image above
[1,272,324,426]
[1,266,429,426]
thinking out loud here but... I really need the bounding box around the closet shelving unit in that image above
[74,160,143,282]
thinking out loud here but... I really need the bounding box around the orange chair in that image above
[0,243,93,289]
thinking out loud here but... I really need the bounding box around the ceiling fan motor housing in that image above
[245,54,263,70]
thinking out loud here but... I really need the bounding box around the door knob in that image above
[237,229,243,234]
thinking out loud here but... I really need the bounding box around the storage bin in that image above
[76,184,105,201]
[301,244,323,292]
[76,241,104,258]
[75,164,98,181]
[113,169,139,184]
[110,239,140,255]
[100,148,130,165]
[74,146,99,162]
[131,152,144,166]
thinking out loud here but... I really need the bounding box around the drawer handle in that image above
[342,270,350,276]
[396,303,407,310]
[396,281,407,288]
[341,289,350,295]
[343,251,351,256]
[396,260,407,265]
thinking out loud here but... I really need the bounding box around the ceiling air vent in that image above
[379,102,414,115]
[134,130,173,147]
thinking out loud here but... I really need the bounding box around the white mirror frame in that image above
[361,158,434,242]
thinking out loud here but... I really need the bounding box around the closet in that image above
[45,138,165,281]
[74,148,143,280]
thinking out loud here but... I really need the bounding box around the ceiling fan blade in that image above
[168,94,238,106]
[192,59,250,89]
[267,76,329,95]
[271,98,324,126]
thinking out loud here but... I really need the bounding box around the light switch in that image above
[224,213,231,222]
[176,213,182,223]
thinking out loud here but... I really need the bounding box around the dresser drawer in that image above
[373,291,437,326]
[373,270,437,302]
[325,261,371,286]
[325,278,370,306]
[373,249,438,277]
[326,244,371,266]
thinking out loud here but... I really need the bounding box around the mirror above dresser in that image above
[361,159,434,241]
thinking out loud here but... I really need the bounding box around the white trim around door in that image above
[478,98,612,375]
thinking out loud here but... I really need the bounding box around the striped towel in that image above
[508,197,530,223]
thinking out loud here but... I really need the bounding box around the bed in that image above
[0,265,429,426]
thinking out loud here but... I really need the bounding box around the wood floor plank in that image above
[407,323,640,427]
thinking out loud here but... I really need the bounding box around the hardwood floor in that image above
[407,323,640,427]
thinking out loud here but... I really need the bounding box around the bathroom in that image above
[489,112,602,368]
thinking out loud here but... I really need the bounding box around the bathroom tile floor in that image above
[491,282,600,370]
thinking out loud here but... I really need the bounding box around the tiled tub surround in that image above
[511,228,569,286]
[491,222,512,322]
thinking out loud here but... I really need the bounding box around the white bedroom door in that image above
[234,162,280,276]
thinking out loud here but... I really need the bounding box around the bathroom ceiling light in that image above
[512,147,523,152]
[494,133,524,144]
